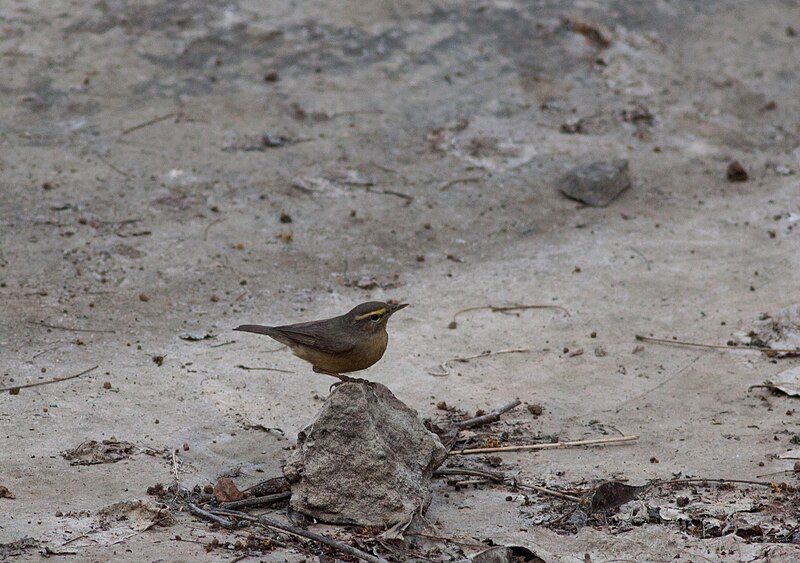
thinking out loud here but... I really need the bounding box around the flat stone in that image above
[284,382,447,527]
[558,159,631,207]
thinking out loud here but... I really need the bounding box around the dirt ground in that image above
[2,1,800,561]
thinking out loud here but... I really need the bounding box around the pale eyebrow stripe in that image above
[354,308,387,320]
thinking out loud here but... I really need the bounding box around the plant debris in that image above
[213,477,245,503]
[754,366,800,397]
[62,439,155,465]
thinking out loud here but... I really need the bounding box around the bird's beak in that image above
[388,303,409,315]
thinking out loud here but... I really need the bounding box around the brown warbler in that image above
[234,301,408,383]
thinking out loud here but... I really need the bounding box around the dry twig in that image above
[454,399,522,429]
[121,112,177,135]
[434,468,581,502]
[653,477,786,489]
[210,508,386,563]
[188,503,234,529]
[30,320,116,334]
[429,348,530,376]
[1,366,98,394]
[235,364,293,373]
[220,491,291,510]
[449,303,570,328]
[439,176,481,191]
[451,435,639,455]
[635,334,799,356]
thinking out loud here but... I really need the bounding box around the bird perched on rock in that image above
[235,301,408,384]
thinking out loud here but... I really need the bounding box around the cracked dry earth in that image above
[1,1,800,561]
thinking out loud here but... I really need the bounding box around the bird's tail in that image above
[233,324,276,336]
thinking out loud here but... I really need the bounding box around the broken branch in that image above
[1,366,98,394]
[220,491,291,510]
[454,399,522,429]
[451,435,639,455]
[188,503,234,529]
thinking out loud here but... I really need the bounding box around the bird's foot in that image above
[326,374,376,392]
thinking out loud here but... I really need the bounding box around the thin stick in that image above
[451,435,639,455]
[366,186,414,202]
[95,154,132,178]
[121,112,177,135]
[203,217,223,241]
[652,477,783,489]
[635,335,799,355]
[756,470,795,478]
[429,348,530,376]
[188,503,234,529]
[235,364,293,374]
[220,491,291,510]
[439,176,481,191]
[1,366,98,393]
[451,304,571,326]
[514,481,581,502]
[434,468,504,481]
[211,508,386,563]
[433,468,581,502]
[171,450,182,484]
[454,399,522,429]
[30,320,116,334]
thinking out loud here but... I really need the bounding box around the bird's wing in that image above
[271,319,354,354]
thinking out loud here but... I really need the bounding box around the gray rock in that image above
[558,159,631,207]
[284,382,447,527]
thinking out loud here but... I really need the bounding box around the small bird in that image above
[234,301,408,384]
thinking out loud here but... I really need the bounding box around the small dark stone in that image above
[279,212,293,224]
[527,404,543,416]
[264,71,279,82]
[676,496,689,507]
[726,160,748,182]
[261,133,285,148]
[558,159,631,207]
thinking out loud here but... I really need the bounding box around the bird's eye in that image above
[369,314,382,321]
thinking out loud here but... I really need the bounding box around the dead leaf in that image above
[62,439,138,465]
[0,538,39,558]
[98,499,175,531]
[589,481,645,513]
[762,366,800,397]
[213,477,244,503]
[0,485,15,499]
[178,331,213,342]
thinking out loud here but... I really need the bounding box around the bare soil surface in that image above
[2,1,799,561]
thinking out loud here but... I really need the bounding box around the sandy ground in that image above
[2,1,800,561]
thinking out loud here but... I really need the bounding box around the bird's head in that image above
[347,301,408,333]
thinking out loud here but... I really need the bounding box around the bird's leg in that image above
[312,366,375,391]
[313,366,352,390]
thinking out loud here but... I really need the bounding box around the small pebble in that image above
[726,160,748,182]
